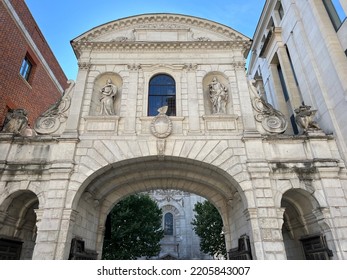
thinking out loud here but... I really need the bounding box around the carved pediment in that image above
[71,13,251,57]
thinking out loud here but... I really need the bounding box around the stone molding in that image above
[77,61,92,70]
[83,115,120,133]
[202,114,239,132]
[73,40,250,54]
[73,14,250,43]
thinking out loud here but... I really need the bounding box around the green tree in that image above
[191,200,227,258]
[102,194,164,259]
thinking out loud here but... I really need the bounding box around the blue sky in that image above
[25,0,265,80]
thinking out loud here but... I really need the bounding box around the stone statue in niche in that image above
[99,79,117,115]
[208,77,228,114]
[294,103,321,132]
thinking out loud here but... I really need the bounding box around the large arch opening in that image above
[70,156,251,259]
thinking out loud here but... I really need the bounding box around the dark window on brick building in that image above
[19,56,33,81]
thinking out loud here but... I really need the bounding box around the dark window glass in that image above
[278,2,284,20]
[19,56,32,81]
[164,213,174,235]
[277,64,289,102]
[148,74,176,116]
[290,114,299,135]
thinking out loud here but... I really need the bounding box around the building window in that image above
[148,74,176,116]
[164,213,174,235]
[277,2,284,20]
[19,56,33,81]
[290,114,299,135]
[323,0,347,30]
[277,64,289,102]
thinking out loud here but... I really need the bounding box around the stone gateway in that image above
[0,13,347,260]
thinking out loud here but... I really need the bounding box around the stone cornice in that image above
[72,40,251,54]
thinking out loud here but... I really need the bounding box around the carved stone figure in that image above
[99,79,117,115]
[208,77,228,114]
[1,109,28,135]
[294,103,321,132]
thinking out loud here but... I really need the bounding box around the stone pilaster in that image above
[245,206,287,260]
[184,63,201,134]
[31,206,78,260]
[234,61,258,132]
[124,64,141,134]
[62,61,91,138]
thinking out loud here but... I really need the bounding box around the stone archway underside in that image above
[72,156,248,258]
[79,156,243,215]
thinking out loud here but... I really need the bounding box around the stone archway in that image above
[70,156,250,259]
[0,190,38,259]
[281,189,335,260]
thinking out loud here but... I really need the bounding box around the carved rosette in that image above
[150,106,173,138]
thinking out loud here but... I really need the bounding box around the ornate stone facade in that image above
[0,12,347,260]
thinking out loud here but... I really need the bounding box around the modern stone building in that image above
[247,0,347,260]
[0,10,347,260]
[0,0,68,130]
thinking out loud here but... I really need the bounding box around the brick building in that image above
[0,0,68,129]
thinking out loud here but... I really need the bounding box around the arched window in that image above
[148,74,176,116]
[164,212,174,235]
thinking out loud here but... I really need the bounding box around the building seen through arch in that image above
[1,1,347,260]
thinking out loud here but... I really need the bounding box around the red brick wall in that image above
[0,0,69,129]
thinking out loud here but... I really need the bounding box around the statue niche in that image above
[99,79,117,115]
[203,74,230,115]
[90,74,122,116]
[208,76,228,114]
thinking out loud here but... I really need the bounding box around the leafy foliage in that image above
[191,200,227,258]
[102,194,164,259]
